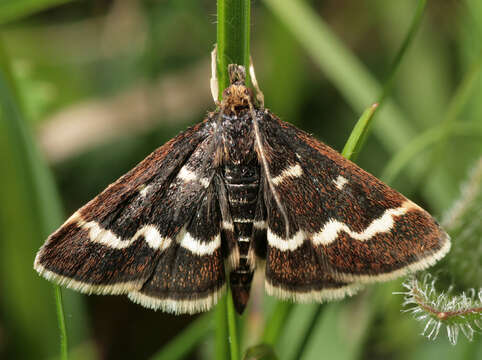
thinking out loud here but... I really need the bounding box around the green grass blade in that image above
[341,103,379,160]
[289,305,324,360]
[262,0,417,154]
[381,122,482,183]
[150,314,213,360]
[0,38,69,359]
[382,54,482,183]
[243,344,278,360]
[377,0,427,106]
[0,0,74,25]
[263,0,458,209]
[215,295,229,360]
[54,286,69,360]
[227,286,240,360]
[261,302,293,345]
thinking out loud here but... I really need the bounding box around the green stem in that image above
[217,1,251,358]
[342,0,426,161]
[262,0,425,157]
[377,0,427,106]
[217,0,251,97]
[54,286,68,360]
[226,286,240,360]
[215,295,229,360]
[341,103,379,160]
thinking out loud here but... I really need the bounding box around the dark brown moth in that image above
[34,60,450,315]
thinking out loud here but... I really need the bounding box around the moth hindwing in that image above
[35,64,450,315]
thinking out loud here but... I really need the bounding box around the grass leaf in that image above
[0,0,74,25]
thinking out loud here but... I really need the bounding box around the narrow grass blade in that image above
[215,295,229,360]
[261,302,293,345]
[341,103,379,161]
[0,38,69,359]
[0,0,74,25]
[150,314,213,360]
[227,286,241,360]
[243,344,278,360]
[377,0,427,106]
[381,122,482,184]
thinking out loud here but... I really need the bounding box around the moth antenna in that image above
[249,57,264,108]
[210,45,219,105]
[249,101,290,238]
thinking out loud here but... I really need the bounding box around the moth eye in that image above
[225,90,231,96]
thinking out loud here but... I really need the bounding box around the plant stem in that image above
[262,0,423,155]
[227,286,240,360]
[342,0,426,161]
[342,103,379,160]
[377,0,427,106]
[217,0,251,97]
[217,1,251,358]
[215,295,229,360]
[54,286,68,360]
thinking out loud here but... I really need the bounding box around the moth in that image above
[35,56,450,315]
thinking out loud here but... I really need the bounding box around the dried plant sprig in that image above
[398,157,482,345]
[399,274,482,345]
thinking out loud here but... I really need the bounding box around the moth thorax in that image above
[222,112,256,164]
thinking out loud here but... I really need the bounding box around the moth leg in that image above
[210,45,219,105]
[249,56,264,108]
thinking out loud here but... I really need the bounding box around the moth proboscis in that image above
[34,54,450,315]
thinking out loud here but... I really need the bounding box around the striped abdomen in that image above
[224,162,259,313]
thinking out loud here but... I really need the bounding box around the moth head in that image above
[221,84,254,111]
[221,65,256,113]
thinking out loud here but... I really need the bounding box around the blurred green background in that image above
[0,0,481,359]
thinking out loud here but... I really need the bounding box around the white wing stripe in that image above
[267,229,305,251]
[267,201,418,250]
[272,164,303,185]
[179,232,221,255]
[72,212,220,254]
[82,220,172,251]
[312,202,412,246]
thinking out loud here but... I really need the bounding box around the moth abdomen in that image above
[222,159,260,314]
